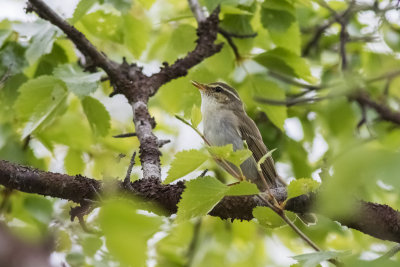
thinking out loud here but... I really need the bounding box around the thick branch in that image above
[147,8,223,95]
[1,160,400,243]
[26,0,223,181]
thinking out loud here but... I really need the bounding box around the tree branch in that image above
[354,92,400,125]
[26,0,121,82]
[26,0,222,181]
[1,159,400,243]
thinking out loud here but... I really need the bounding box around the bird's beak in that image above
[191,80,207,91]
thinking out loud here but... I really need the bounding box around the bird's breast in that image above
[203,110,243,150]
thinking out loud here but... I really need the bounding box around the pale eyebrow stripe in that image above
[209,84,241,101]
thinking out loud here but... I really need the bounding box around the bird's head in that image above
[191,81,242,108]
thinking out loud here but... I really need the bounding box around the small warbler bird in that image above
[192,81,282,191]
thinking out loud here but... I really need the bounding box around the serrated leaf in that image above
[252,206,285,228]
[81,96,111,137]
[207,144,252,167]
[190,105,202,128]
[65,148,84,175]
[26,23,59,64]
[260,0,300,54]
[287,178,320,199]
[71,0,97,24]
[257,148,277,172]
[15,76,68,139]
[54,64,102,97]
[292,250,351,267]
[177,176,228,221]
[164,149,208,184]
[254,48,316,83]
[226,181,259,196]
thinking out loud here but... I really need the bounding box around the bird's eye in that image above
[214,86,223,93]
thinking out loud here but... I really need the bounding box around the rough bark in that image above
[1,160,400,243]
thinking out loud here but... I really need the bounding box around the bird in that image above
[191,80,283,191]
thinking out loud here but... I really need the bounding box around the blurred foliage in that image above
[1,0,400,266]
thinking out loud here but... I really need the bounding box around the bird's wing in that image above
[238,115,278,186]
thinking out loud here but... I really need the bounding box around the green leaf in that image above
[257,148,277,172]
[55,230,72,252]
[226,181,259,196]
[66,253,85,266]
[252,206,284,228]
[123,14,151,58]
[81,96,111,137]
[287,178,320,199]
[15,76,68,139]
[53,64,102,97]
[190,104,202,128]
[71,0,97,24]
[0,42,27,75]
[105,0,133,12]
[80,11,123,43]
[64,148,84,175]
[254,48,316,83]
[0,29,11,48]
[165,24,197,62]
[221,5,253,15]
[164,149,208,184]
[207,144,252,167]
[26,23,59,64]
[286,139,313,178]
[252,77,287,131]
[23,195,53,225]
[137,0,156,9]
[81,236,103,257]
[99,199,162,267]
[177,176,228,221]
[260,0,300,54]
[292,250,350,267]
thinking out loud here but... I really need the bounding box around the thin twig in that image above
[199,169,208,177]
[375,244,400,261]
[124,151,136,188]
[302,18,335,56]
[185,219,202,267]
[218,28,240,60]
[158,139,171,148]
[357,102,367,130]
[217,28,257,60]
[113,132,137,138]
[0,67,11,87]
[255,195,340,266]
[268,71,321,91]
[220,30,257,39]
[354,92,400,125]
[254,95,334,107]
